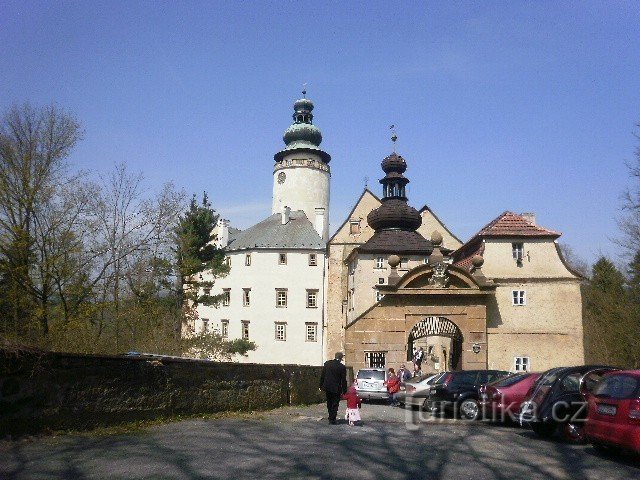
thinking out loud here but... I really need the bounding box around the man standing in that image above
[319,352,348,424]
[397,364,411,382]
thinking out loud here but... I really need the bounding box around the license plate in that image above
[596,404,617,416]
[363,382,374,389]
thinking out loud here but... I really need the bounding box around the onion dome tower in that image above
[272,91,331,241]
[360,144,432,254]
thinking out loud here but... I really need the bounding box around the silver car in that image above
[355,368,389,401]
[396,373,443,409]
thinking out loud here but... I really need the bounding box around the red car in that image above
[584,369,640,455]
[479,372,541,422]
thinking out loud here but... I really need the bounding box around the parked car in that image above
[479,372,541,422]
[355,368,388,401]
[519,365,618,442]
[396,373,443,409]
[584,369,640,455]
[425,370,510,420]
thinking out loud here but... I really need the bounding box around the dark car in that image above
[584,369,640,455]
[479,372,541,422]
[519,365,618,442]
[426,369,510,420]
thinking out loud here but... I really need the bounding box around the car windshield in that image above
[357,370,385,381]
[493,373,529,388]
[593,375,640,399]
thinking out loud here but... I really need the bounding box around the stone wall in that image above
[0,349,331,436]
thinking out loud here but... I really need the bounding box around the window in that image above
[365,351,386,368]
[245,254,251,266]
[224,256,231,267]
[378,277,384,285]
[306,323,318,342]
[512,243,524,262]
[424,257,429,264]
[512,290,526,306]
[349,220,361,235]
[348,288,354,310]
[306,289,318,308]
[275,322,286,341]
[279,253,287,265]
[201,318,209,333]
[399,257,408,268]
[222,289,230,306]
[243,288,251,306]
[514,356,530,372]
[221,320,229,338]
[308,253,317,266]
[375,257,384,269]
[276,289,288,307]
[203,287,211,296]
[241,321,250,340]
[376,291,384,302]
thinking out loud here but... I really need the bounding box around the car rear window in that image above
[357,370,385,381]
[593,375,640,399]
[493,373,529,388]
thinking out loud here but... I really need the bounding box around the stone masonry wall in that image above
[0,349,329,436]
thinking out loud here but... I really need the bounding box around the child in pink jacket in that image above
[341,382,362,426]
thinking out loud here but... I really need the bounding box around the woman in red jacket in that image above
[386,368,401,406]
[341,381,362,426]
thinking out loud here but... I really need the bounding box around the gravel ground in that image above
[1,402,638,479]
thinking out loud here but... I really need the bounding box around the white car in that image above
[355,368,389,401]
[396,373,443,409]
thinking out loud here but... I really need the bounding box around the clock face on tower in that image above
[277,172,286,184]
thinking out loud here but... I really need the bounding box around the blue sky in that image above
[1,1,639,265]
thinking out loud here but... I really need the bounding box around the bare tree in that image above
[617,123,640,256]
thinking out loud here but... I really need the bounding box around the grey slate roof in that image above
[227,210,324,251]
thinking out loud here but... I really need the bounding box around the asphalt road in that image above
[1,402,639,479]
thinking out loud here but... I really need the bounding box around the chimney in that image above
[315,207,326,239]
[281,205,291,225]
[521,212,536,225]
[216,218,230,248]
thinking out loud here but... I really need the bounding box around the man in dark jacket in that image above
[319,352,348,424]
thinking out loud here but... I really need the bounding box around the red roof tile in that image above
[474,211,560,238]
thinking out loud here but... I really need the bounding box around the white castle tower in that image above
[272,91,331,241]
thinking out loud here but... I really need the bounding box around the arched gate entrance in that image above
[407,316,463,371]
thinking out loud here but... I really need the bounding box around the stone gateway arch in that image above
[407,316,464,371]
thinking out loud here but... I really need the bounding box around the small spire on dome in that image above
[302,82,307,98]
[390,124,398,152]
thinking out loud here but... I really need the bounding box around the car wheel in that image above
[459,398,480,420]
[531,422,556,438]
[560,421,586,444]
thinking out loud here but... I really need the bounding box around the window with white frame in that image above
[514,356,530,372]
[306,323,318,342]
[275,322,286,341]
[201,318,209,333]
[365,351,386,368]
[276,289,288,307]
[399,257,408,268]
[221,319,229,338]
[243,288,251,306]
[348,288,355,310]
[512,290,526,306]
[512,243,524,261]
[241,321,250,340]
[378,277,384,284]
[375,257,384,269]
[376,291,384,302]
[308,253,317,266]
[306,289,318,308]
[349,220,361,235]
[245,253,251,266]
[279,253,287,265]
[222,289,230,306]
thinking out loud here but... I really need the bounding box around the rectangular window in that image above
[221,320,229,338]
[222,289,230,306]
[376,291,384,302]
[275,322,286,341]
[375,257,384,269]
[245,253,251,266]
[365,351,386,368]
[201,318,209,333]
[276,289,288,307]
[306,323,318,342]
[279,253,287,265]
[348,288,355,310]
[378,277,384,285]
[224,256,231,267]
[512,242,524,261]
[349,220,361,235]
[512,290,526,306]
[203,287,211,296]
[308,253,317,266]
[243,288,251,306]
[306,289,318,308]
[241,321,250,340]
[514,356,530,372]
[424,257,429,264]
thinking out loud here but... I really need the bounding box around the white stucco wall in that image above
[196,248,326,366]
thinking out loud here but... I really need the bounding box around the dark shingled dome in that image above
[367,198,422,231]
[381,152,407,174]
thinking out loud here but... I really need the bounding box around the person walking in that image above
[414,347,424,375]
[397,364,411,382]
[385,368,401,407]
[341,380,362,426]
[320,352,348,424]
